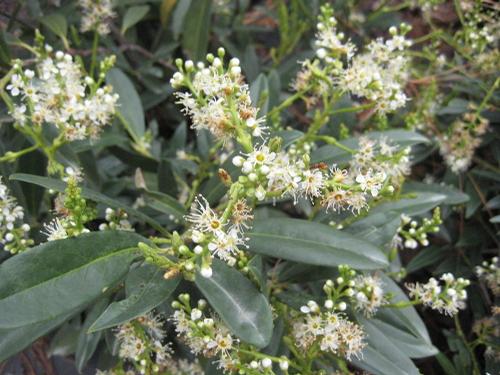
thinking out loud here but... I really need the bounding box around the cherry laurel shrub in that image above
[0,1,498,375]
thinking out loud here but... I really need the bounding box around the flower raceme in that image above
[171,47,266,148]
[79,0,116,35]
[294,4,413,114]
[407,273,470,316]
[7,45,119,142]
[0,177,33,253]
[231,137,408,212]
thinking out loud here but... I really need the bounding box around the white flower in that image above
[186,196,223,234]
[79,0,116,35]
[42,218,68,241]
[200,265,213,278]
[407,274,470,316]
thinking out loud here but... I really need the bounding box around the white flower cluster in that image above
[438,112,489,173]
[233,141,400,213]
[338,26,412,113]
[79,0,116,35]
[476,257,499,296]
[7,48,119,141]
[352,137,411,182]
[293,300,366,360]
[171,295,289,373]
[233,144,320,203]
[352,275,386,317]
[299,4,412,114]
[98,207,133,231]
[459,10,496,53]
[172,48,267,142]
[115,312,173,374]
[315,11,356,61]
[186,195,251,276]
[0,177,32,253]
[393,208,441,249]
[407,273,470,316]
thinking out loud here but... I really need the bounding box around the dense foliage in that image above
[0,1,499,374]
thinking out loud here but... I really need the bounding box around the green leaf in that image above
[403,181,469,205]
[106,68,145,141]
[359,317,437,358]
[250,73,269,115]
[89,264,180,332]
[10,173,168,235]
[195,259,273,348]
[121,5,150,34]
[377,275,434,347]
[352,322,420,375]
[144,189,186,220]
[406,246,449,273]
[0,29,11,65]
[0,231,144,330]
[40,13,68,40]
[436,351,458,375]
[182,0,212,61]
[0,308,79,363]
[76,297,110,372]
[247,218,388,269]
[371,192,446,216]
[345,211,401,247]
[160,0,177,27]
[48,320,81,357]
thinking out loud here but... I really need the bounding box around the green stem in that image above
[476,77,499,115]
[454,314,481,375]
[312,135,355,154]
[267,89,307,118]
[89,31,99,79]
[0,144,39,162]
[383,300,420,309]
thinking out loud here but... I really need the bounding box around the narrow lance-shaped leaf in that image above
[89,263,180,332]
[10,173,169,235]
[247,218,388,270]
[106,68,145,142]
[0,231,145,329]
[195,259,273,348]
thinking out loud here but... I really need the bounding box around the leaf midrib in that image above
[0,247,139,328]
[249,232,385,264]
[203,274,266,343]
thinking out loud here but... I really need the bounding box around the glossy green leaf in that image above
[10,173,168,235]
[195,260,273,348]
[160,0,177,27]
[0,231,144,329]
[359,316,437,359]
[182,0,212,61]
[121,5,150,34]
[144,189,186,220]
[377,275,434,346]
[406,246,449,273]
[352,323,420,375]
[76,297,110,371]
[0,308,79,363]
[250,73,269,115]
[248,218,388,269]
[89,264,180,332]
[40,13,68,39]
[403,181,469,205]
[345,211,401,247]
[106,68,145,140]
[371,192,446,216]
